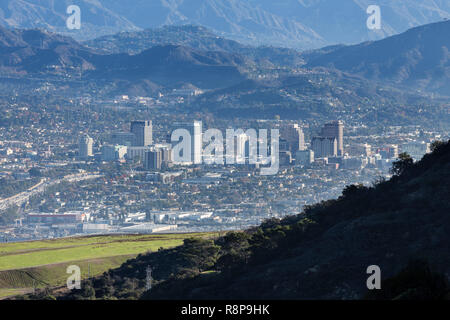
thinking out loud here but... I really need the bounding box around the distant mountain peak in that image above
[1,0,449,48]
[305,20,450,95]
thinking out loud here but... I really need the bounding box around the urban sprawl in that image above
[0,94,446,242]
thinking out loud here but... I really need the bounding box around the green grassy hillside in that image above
[0,233,215,299]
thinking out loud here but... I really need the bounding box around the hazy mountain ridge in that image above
[190,67,447,125]
[1,22,448,122]
[0,0,138,39]
[90,0,325,49]
[1,0,449,48]
[305,20,450,95]
[0,25,96,73]
[87,44,248,88]
[0,26,248,89]
[83,25,305,67]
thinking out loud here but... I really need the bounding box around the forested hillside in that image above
[19,140,450,300]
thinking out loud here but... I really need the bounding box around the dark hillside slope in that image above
[143,141,450,300]
[87,44,247,89]
[25,141,450,300]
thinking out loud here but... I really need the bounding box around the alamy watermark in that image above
[66,265,81,290]
[171,122,279,175]
[366,265,381,290]
[65,263,381,291]
[366,5,381,30]
[66,5,81,30]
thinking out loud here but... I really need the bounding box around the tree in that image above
[27,287,56,300]
[390,152,413,176]
[365,260,449,300]
[430,140,445,153]
[342,184,368,198]
[0,206,19,225]
[180,238,220,271]
[28,167,42,177]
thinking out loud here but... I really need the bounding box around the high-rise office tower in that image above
[78,134,93,159]
[281,124,305,152]
[154,144,172,167]
[234,133,248,163]
[321,121,344,156]
[297,126,306,151]
[311,136,337,158]
[191,121,202,164]
[145,149,162,170]
[131,120,153,147]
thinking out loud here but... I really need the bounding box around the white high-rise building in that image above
[78,134,93,159]
[234,133,247,164]
[297,126,306,151]
[131,120,153,147]
[192,121,203,164]
[281,124,305,152]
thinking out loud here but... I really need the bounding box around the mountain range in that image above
[1,0,449,49]
[83,25,304,67]
[82,20,450,95]
[0,25,247,89]
[0,0,138,40]
[1,19,449,122]
[88,44,247,89]
[0,26,95,74]
[305,20,450,95]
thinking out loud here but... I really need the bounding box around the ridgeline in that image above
[20,140,450,300]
